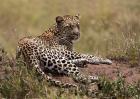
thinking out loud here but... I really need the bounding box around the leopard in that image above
[17,14,80,59]
[16,14,112,96]
[16,37,112,88]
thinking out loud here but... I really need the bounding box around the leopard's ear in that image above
[56,16,64,24]
[75,14,81,19]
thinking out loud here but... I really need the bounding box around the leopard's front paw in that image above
[101,59,112,65]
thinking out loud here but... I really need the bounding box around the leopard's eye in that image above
[65,24,69,27]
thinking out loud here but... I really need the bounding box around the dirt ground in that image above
[53,61,140,85]
[0,59,140,85]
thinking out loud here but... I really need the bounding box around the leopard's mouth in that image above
[68,35,79,41]
[67,32,80,41]
[72,33,80,40]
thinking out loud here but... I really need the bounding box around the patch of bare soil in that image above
[53,61,140,85]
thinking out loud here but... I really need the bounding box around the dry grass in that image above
[0,57,139,98]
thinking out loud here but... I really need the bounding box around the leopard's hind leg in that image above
[42,58,99,84]
[29,55,78,89]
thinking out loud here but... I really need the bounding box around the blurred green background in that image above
[0,0,140,56]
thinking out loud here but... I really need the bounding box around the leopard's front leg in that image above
[70,52,112,65]
[82,55,112,65]
[61,50,112,65]
[67,56,112,68]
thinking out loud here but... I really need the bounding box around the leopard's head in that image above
[55,14,80,41]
